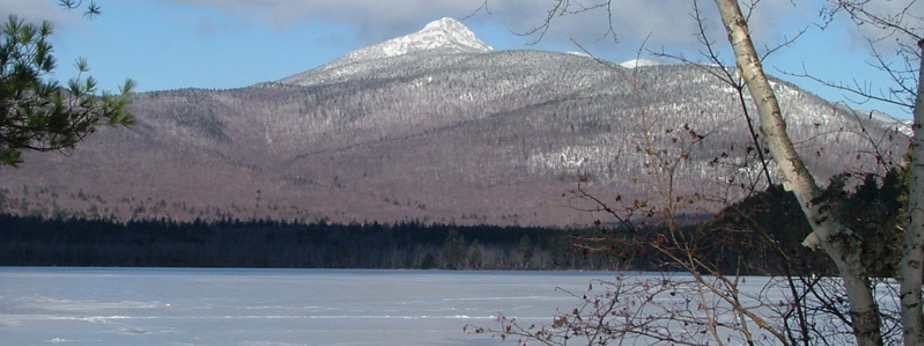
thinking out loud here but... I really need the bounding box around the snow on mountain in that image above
[340,17,491,62]
[869,111,913,136]
[619,59,665,68]
[566,51,593,58]
[0,17,909,227]
[280,17,492,85]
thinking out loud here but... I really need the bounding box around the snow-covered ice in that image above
[1,268,613,345]
[1,268,879,345]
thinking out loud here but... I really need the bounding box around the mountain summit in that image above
[343,17,492,62]
[280,17,491,85]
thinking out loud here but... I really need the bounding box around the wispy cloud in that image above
[828,0,924,49]
[8,0,920,62]
[0,0,83,26]
[164,0,486,44]
[156,0,826,56]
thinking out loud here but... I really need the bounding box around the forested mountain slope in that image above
[0,18,906,226]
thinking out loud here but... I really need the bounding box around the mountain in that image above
[0,18,908,226]
[279,17,492,86]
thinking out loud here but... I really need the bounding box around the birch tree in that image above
[714,2,883,345]
[717,1,924,345]
[904,45,924,346]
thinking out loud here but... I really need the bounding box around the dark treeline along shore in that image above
[0,216,612,270]
[0,169,905,275]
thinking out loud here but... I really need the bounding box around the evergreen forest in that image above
[0,168,905,275]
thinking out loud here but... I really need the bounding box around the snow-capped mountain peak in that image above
[342,17,492,62]
[278,17,493,85]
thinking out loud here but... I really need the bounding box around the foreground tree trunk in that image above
[901,38,924,346]
[713,1,883,345]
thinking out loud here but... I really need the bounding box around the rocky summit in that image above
[0,18,908,226]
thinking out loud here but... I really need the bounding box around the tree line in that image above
[0,168,903,275]
[0,216,616,269]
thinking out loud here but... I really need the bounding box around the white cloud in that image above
[165,0,488,44]
[11,0,919,54]
[158,0,830,56]
[830,0,924,48]
[1,0,86,26]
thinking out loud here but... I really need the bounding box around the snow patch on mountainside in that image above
[567,51,593,58]
[870,112,913,136]
[619,59,665,68]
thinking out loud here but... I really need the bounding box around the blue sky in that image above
[4,0,920,119]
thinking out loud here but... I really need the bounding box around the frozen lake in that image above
[0,267,621,345]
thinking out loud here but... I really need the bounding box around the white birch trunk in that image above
[713,1,882,345]
[900,39,924,346]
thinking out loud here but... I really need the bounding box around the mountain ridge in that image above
[0,18,908,226]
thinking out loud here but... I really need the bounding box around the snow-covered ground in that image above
[0,268,886,345]
[1,268,618,345]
